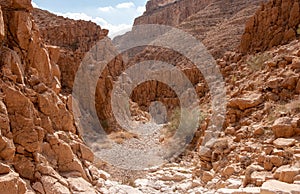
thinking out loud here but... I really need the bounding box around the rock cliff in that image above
[33,8,109,92]
[134,0,267,58]
[134,0,210,26]
[1,0,300,193]
[0,0,130,193]
[240,0,300,53]
[117,0,267,117]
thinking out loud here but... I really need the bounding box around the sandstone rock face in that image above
[33,8,109,92]
[134,0,207,26]
[272,117,298,138]
[240,0,300,53]
[261,180,300,194]
[0,1,116,193]
[134,0,266,58]
[144,0,178,12]
[0,172,27,194]
[33,8,126,125]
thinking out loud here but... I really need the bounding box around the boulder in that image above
[228,93,263,110]
[41,176,70,194]
[217,187,261,194]
[273,138,296,148]
[261,180,300,194]
[272,117,296,138]
[274,165,300,184]
[0,172,27,194]
[67,177,97,194]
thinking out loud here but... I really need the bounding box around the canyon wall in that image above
[33,9,127,125]
[134,0,211,26]
[240,0,300,53]
[120,0,267,115]
[134,0,267,58]
[0,0,300,193]
[33,9,109,92]
[33,0,267,127]
[0,0,112,193]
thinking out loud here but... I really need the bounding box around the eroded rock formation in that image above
[0,0,125,193]
[240,0,300,53]
[1,0,300,193]
[135,0,267,58]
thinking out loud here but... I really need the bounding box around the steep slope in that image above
[33,8,109,92]
[134,0,267,58]
[180,0,266,58]
[0,1,144,193]
[7,0,300,193]
[134,0,210,26]
[33,9,127,127]
[240,0,300,53]
[0,0,100,193]
[113,0,266,118]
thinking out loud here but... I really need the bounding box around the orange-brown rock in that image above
[240,0,300,53]
[0,172,27,194]
[135,0,266,58]
[272,117,298,138]
[228,92,264,110]
[0,1,114,193]
[33,8,125,125]
[0,6,4,42]
[135,0,209,26]
[33,8,109,91]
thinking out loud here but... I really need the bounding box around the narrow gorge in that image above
[0,0,300,193]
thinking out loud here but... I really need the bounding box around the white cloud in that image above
[136,6,146,15]
[98,6,114,12]
[59,12,92,21]
[53,12,131,38]
[116,2,135,9]
[98,2,137,13]
[32,1,39,8]
[51,2,146,39]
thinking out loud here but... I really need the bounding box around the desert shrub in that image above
[266,99,300,124]
[163,107,203,142]
[246,53,272,71]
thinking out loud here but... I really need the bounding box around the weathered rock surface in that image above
[0,0,122,193]
[261,180,300,194]
[134,0,266,58]
[33,8,109,92]
[240,0,300,53]
[228,92,264,110]
[272,117,298,138]
[2,0,300,193]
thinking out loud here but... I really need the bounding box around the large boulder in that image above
[261,180,300,194]
[228,93,263,110]
[0,172,27,194]
[272,117,298,138]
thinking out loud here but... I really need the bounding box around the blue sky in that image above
[32,1,148,38]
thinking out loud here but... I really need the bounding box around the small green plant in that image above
[121,175,136,187]
[266,99,300,124]
[163,107,204,141]
[246,53,272,71]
